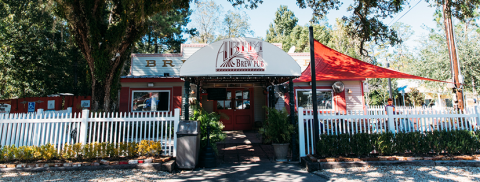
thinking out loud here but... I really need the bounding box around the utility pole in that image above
[443,0,464,110]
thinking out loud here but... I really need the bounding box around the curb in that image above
[0,160,175,173]
[301,157,480,171]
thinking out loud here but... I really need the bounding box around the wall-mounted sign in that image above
[180,37,301,77]
[0,104,11,114]
[48,100,55,110]
[81,100,90,108]
[28,102,36,112]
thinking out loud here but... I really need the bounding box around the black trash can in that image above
[176,120,200,169]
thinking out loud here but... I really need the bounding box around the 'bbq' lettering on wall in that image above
[145,60,156,67]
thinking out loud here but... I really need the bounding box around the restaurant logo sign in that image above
[216,41,265,72]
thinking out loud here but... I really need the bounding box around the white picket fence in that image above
[298,106,480,157]
[0,108,180,157]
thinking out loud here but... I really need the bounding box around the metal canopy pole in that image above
[387,63,393,99]
[184,79,190,120]
[309,26,320,150]
[289,78,298,161]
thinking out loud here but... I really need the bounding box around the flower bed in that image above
[0,140,173,169]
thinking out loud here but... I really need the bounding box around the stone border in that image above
[0,160,175,173]
[301,157,480,172]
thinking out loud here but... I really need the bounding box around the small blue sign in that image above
[28,102,35,112]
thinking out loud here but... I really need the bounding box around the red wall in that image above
[0,96,90,113]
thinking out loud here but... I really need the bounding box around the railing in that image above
[0,108,180,157]
[298,106,480,157]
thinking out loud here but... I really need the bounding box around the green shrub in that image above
[337,134,351,156]
[376,132,395,155]
[192,105,226,155]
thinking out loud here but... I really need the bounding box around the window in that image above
[296,89,334,110]
[132,90,170,112]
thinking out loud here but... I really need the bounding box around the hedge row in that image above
[0,140,163,162]
[316,130,480,157]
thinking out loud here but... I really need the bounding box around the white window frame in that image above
[131,90,171,112]
[296,89,335,111]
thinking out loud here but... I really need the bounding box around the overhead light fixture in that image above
[147,82,154,87]
[348,89,352,94]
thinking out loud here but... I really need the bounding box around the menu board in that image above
[207,88,227,100]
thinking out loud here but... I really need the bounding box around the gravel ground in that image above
[0,169,175,181]
[314,166,480,182]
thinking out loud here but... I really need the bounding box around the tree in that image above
[217,10,254,40]
[410,21,480,95]
[265,5,298,52]
[189,0,223,43]
[426,0,480,109]
[135,8,196,54]
[54,0,190,111]
[408,88,424,107]
[0,0,90,99]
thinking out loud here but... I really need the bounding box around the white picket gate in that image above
[298,106,480,157]
[0,108,180,157]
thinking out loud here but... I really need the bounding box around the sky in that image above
[188,0,439,50]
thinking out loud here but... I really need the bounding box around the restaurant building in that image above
[119,38,366,130]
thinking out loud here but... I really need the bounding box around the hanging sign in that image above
[81,100,90,108]
[48,100,55,110]
[0,104,11,114]
[28,102,36,112]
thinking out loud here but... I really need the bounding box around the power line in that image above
[387,0,422,27]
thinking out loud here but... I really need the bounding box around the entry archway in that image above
[180,37,301,130]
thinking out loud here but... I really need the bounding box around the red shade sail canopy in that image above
[293,40,440,82]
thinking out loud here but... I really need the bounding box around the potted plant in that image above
[259,107,294,161]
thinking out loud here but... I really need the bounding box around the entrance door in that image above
[215,88,253,130]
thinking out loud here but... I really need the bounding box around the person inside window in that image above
[385,98,395,114]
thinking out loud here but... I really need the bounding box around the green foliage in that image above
[259,107,294,144]
[316,130,480,157]
[317,134,337,157]
[135,6,195,54]
[0,0,90,98]
[408,88,424,107]
[192,106,226,154]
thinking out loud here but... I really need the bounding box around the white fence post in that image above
[387,107,395,133]
[475,106,480,131]
[298,107,306,158]
[173,108,180,157]
[79,109,89,144]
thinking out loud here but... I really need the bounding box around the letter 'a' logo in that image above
[215,41,266,72]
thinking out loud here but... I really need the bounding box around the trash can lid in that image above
[177,120,199,135]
